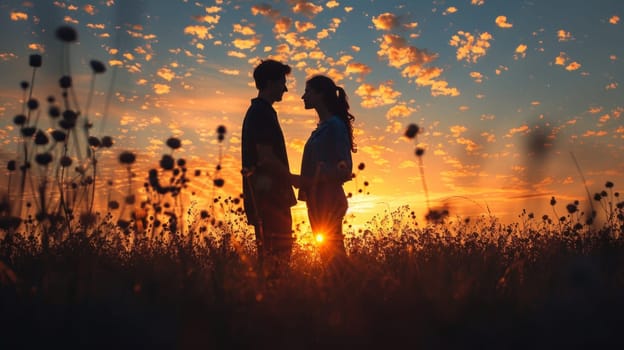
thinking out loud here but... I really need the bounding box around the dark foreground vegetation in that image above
[2,213,624,349]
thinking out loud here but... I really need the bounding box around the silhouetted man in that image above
[241,59,296,278]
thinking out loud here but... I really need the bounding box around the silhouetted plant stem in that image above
[417,156,430,213]
[570,151,595,224]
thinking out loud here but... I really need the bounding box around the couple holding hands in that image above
[241,59,356,278]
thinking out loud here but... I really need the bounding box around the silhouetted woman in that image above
[294,75,356,272]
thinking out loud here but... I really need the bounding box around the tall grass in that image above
[1,26,624,349]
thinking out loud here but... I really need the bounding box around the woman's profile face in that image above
[301,83,321,110]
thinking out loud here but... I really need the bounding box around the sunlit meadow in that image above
[1,24,624,349]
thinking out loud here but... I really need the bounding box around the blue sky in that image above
[0,0,622,226]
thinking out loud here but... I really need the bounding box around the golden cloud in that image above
[28,43,45,53]
[605,82,618,90]
[372,13,399,31]
[506,125,529,137]
[444,7,458,15]
[345,62,372,76]
[233,37,260,50]
[609,15,620,24]
[457,137,481,152]
[326,1,340,8]
[293,1,324,18]
[275,17,292,33]
[233,24,255,35]
[495,15,513,28]
[184,25,213,40]
[385,104,414,120]
[251,4,280,18]
[554,52,567,65]
[192,15,220,24]
[582,130,608,137]
[378,34,436,69]
[471,0,485,5]
[219,69,240,76]
[86,23,105,29]
[153,84,171,95]
[450,125,467,137]
[449,31,493,63]
[205,6,222,14]
[355,82,402,109]
[281,32,318,49]
[470,71,484,83]
[63,16,79,24]
[514,44,527,59]
[83,4,96,15]
[295,21,316,33]
[565,61,581,71]
[157,67,176,82]
[557,29,573,42]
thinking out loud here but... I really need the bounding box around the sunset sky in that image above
[0,0,622,226]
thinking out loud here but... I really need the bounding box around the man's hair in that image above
[253,59,291,90]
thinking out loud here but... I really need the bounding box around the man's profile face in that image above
[269,76,288,102]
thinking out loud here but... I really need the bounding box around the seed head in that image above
[55,26,78,43]
[405,124,420,139]
[119,151,136,165]
[88,136,101,148]
[34,130,49,145]
[214,178,225,187]
[358,162,365,171]
[7,160,16,171]
[566,203,577,214]
[35,153,53,166]
[51,130,67,142]
[21,127,36,137]
[606,181,614,189]
[29,54,42,68]
[166,137,182,150]
[101,136,113,148]
[13,114,26,126]
[160,155,175,170]
[550,196,556,206]
[20,81,29,90]
[27,98,39,110]
[59,75,72,89]
[415,147,425,157]
[89,60,106,74]
[217,125,227,137]
[60,156,72,167]
[48,106,61,118]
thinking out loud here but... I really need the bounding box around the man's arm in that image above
[257,144,297,186]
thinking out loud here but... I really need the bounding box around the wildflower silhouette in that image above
[405,123,435,221]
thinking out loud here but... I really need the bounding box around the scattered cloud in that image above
[233,37,261,50]
[10,11,28,21]
[219,68,240,76]
[449,31,493,63]
[292,1,324,19]
[157,67,176,81]
[495,15,513,28]
[233,24,255,35]
[184,25,213,40]
[355,82,402,108]
[385,103,414,120]
[372,13,399,31]
[153,83,171,95]
[444,7,458,15]
[514,44,527,59]
[557,29,573,42]
[609,15,620,24]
